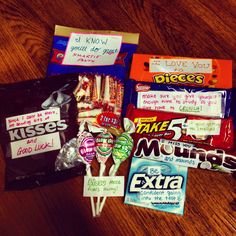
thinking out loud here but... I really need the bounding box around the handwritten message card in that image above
[149,58,212,73]
[137,91,223,117]
[83,176,124,197]
[62,33,122,66]
[6,108,62,159]
[11,133,61,159]
[6,108,60,130]
[186,119,221,135]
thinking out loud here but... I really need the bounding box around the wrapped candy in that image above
[77,122,96,217]
[95,131,114,215]
[99,118,135,214]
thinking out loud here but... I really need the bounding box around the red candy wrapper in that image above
[126,105,234,150]
[126,105,236,173]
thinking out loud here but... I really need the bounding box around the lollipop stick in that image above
[96,163,106,215]
[86,166,96,217]
[99,163,120,214]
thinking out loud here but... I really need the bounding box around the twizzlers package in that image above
[47,25,139,129]
[122,79,231,118]
[0,75,86,190]
[130,54,232,88]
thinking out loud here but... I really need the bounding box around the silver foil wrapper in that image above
[55,138,83,171]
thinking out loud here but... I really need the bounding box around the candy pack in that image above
[125,157,188,215]
[47,25,139,129]
[0,75,86,190]
[122,79,231,118]
[126,105,234,150]
[231,88,236,128]
[130,54,232,89]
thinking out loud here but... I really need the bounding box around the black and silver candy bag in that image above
[0,75,86,190]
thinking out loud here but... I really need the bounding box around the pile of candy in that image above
[0,25,235,217]
[123,54,234,214]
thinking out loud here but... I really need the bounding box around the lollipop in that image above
[95,131,114,215]
[77,122,96,217]
[99,118,135,214]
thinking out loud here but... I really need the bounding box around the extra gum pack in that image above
[130,54,232,89]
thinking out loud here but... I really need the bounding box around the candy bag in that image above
[122,79,231,118]
[46,25,139,129]
[130,54,232,88]
[0,75,86,190]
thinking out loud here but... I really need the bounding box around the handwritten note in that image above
[186,119,221,135]
[11,133,61,159]
[149,58,212,73]
[6,108,60,130]
[62,33,122,66]
[83,176,124,197]
[140,189,183,203]
[137,91,223,117]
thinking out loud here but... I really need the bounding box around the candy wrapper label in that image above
[112,118,134,166]
[123,79,231,118]
[133,138,236,173]
[130,54,232,88]
[77,128,96,165]
[125,157,188,215]
[96,132,114,161]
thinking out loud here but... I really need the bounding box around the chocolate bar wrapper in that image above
[130,54,232,89]
[0,75,86,190]
[133,138,236,173]
[46,25,139,130]
[126,105,234,150]
[122,79,231,118]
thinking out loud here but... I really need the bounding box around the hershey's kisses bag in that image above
[0,75,86,190]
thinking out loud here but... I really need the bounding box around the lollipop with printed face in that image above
[96,132,114,175]
[95,131,114,215]
[99,118,135,214]
[77,122,96,217]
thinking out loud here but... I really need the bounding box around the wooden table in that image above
[0,1,235,235]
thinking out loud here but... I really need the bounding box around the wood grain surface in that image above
[0,0,235,235]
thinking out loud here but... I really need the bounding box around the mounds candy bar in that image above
[46,25,139,130]
[130,54,232,89]
[126,105,234,150]
[122,79,231,118]
[0,75,86,190]
[133,138,236,173]
[124,157,188,215]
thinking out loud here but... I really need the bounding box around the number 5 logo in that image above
[168,118,187,140]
